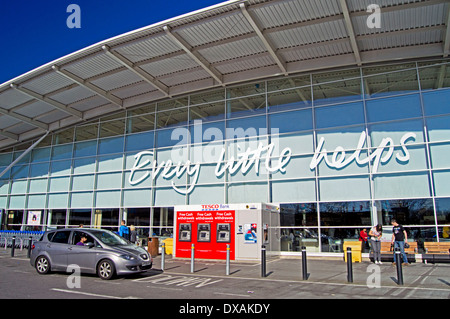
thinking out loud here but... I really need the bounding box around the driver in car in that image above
[76,234,88,246]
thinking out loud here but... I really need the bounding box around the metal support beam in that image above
[10,84,83,119]
[443,5,450,57]
[102,45,171,97]
[163,25,224,85]
[0,100,49,131]
[0,129,19,141]
[339,0,362,65]
[52,65,124,109]
[240,3,287,75]
[0,131,49,179]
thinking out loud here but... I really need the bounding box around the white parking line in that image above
[51,288,140,299]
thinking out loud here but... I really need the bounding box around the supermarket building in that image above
[0,0,449,255]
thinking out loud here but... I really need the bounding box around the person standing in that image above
[359,228,369,252]
[369,224,383,264]
[391,219,409,266]
[119,220,130,241]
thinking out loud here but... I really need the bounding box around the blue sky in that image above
[0,0,224,84]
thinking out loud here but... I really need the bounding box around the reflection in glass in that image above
[226,94,266,119]
[268,87,311,112]
[68,209,91,227]
[364,67,418,98]
[375,199,434,226]
[319,201,371,226]
[435,198,450,225]
[280,228,319,252]
[280,203,317,226]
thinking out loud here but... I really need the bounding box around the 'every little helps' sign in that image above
[129,130,416,195]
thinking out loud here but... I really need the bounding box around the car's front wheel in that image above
[97,259,115,280]
[35,256,51,275]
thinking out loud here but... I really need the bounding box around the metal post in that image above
[27,237,33,258]
[11,236,16,257]
[161,242,165,271]
[190,243,195,273]
[261,244,266,277]
[395,248,404,285]
[226,244,230,276]
[346,247,353,283]
[301,246,308,280]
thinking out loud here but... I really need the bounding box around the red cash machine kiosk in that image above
[174,203,280,261]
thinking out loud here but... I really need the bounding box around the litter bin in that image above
[162,238,173,255]
[343,240,362,263]
[148,237,159,257]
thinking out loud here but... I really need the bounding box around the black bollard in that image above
[27,237,33,258]
[301,246,308,280]
[346,247,353,283]
[11,236,16,257]
[261,245,266,277]
[395,248,404,285]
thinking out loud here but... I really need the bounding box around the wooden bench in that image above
[424,242,450,254]
[372,241,418,263]
[423,242,450,264]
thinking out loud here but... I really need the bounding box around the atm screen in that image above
[197,223,211,242]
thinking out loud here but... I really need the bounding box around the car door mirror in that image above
[86,242,95,248]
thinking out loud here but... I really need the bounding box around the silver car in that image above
[30,228,152,280]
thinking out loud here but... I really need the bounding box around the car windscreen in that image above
[89,230,128,246]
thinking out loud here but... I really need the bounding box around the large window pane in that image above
[418,62,450,91]
[369,119,424,146]
[126,208,150,227]
[375,199,434,225]
[98,136,124,155]
[269,109,312,134]
[427,115,450,142]
[433,170,450,197]
[313,77,362,106]
[268,87,312,112]
[422,89,450,116]
[51,144,73,161]
[226,116,266,139]
[99,119,125,138]
[227,182,267,203]
[125,131,154,152]
[319,201,371,226]
[435,198,450,225]
[74,140,97,158]
[156,107,188,129]
[280,203,318,226]
[190,102,225,123]
[126,113,155,134]
[364,66,419,98]
[49,209,66,226]
[75,124,98,142]
[319,176,370,201]
[366,94,422,123]
[373,172,431,199]
[226,94,266,119]
[97,154,123,172]
[68,209,91,227]
[272,179,316,203]
[315,102,364,129]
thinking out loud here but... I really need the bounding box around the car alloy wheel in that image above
[36,256,50,274]
[98,260,115,280]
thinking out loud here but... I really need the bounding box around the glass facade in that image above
[1,60,450,253]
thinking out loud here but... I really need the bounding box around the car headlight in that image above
[119,254,135,261]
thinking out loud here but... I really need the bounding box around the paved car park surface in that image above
[1,249,449,301]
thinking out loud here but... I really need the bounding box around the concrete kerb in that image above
[151,254,450,292]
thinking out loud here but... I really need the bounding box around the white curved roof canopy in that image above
[0,0,448,149]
